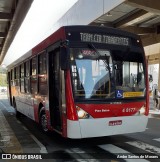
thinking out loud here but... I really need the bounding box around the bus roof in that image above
[7,25,141,69]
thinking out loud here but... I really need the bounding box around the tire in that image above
[40,112,49,132]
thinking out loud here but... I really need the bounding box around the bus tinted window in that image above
[20,64,24,78]
[25,61,30,77]
[11,69,14,86]
[20,64,25,93]
[39,52,47,74]
[15,67,19,79]
[31,57,37,75]
[14,67,19,86]
[31,57,37,94]
[24,61,30,93]
[38,52,47,95]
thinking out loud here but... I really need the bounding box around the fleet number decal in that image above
[122,108,136,113]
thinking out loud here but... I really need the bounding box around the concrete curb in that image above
[149,110,160,118]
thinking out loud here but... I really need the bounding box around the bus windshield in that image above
[70,48,145,100]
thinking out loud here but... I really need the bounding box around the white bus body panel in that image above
[67,119,82,139]
[15,96,35,120]
[67,116,148,139]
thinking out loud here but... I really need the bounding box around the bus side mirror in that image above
[60,47,69,70]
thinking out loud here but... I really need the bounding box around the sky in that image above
[2,0,78,66]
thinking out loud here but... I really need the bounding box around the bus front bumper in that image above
[67,115,148,139]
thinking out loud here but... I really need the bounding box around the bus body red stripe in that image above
[65,70,78,121]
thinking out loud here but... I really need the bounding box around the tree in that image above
[0,66,7,86]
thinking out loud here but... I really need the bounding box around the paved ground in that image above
[149,96,160,118]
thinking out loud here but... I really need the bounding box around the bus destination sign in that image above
[80,33,129,46]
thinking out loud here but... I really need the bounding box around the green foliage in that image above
[0,74,7,86]
[0,65,7,86]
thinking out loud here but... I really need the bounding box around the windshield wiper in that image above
[88,43,111,78]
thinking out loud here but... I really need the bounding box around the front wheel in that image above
[40,112,49,132]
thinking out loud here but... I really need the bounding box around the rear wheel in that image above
[40,112,49,132]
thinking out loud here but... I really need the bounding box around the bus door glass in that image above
[49,49,62,131]
[7,71,12,105]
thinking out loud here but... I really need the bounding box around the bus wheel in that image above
[40,112,48,132]
[13,99,21,118]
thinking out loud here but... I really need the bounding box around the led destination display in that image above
[80,32,129,46]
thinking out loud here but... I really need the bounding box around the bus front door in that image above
[49,49,62,132]
[7,72,12,105]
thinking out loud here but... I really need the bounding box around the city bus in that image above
[7,26,149,138]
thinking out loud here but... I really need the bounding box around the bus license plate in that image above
[109,120,122,126]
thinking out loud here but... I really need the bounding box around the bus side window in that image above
[30,57,37,94]
[24,61,30,93]
[11,69,14,86]
[38,52,47,95]
[20,63,25,93]
[15,66,19,86]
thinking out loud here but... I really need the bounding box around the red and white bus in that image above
[7,26,149,138]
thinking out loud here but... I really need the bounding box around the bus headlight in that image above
[76,106,90,119]
[78,110,86,118]
[139,106,145,115]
